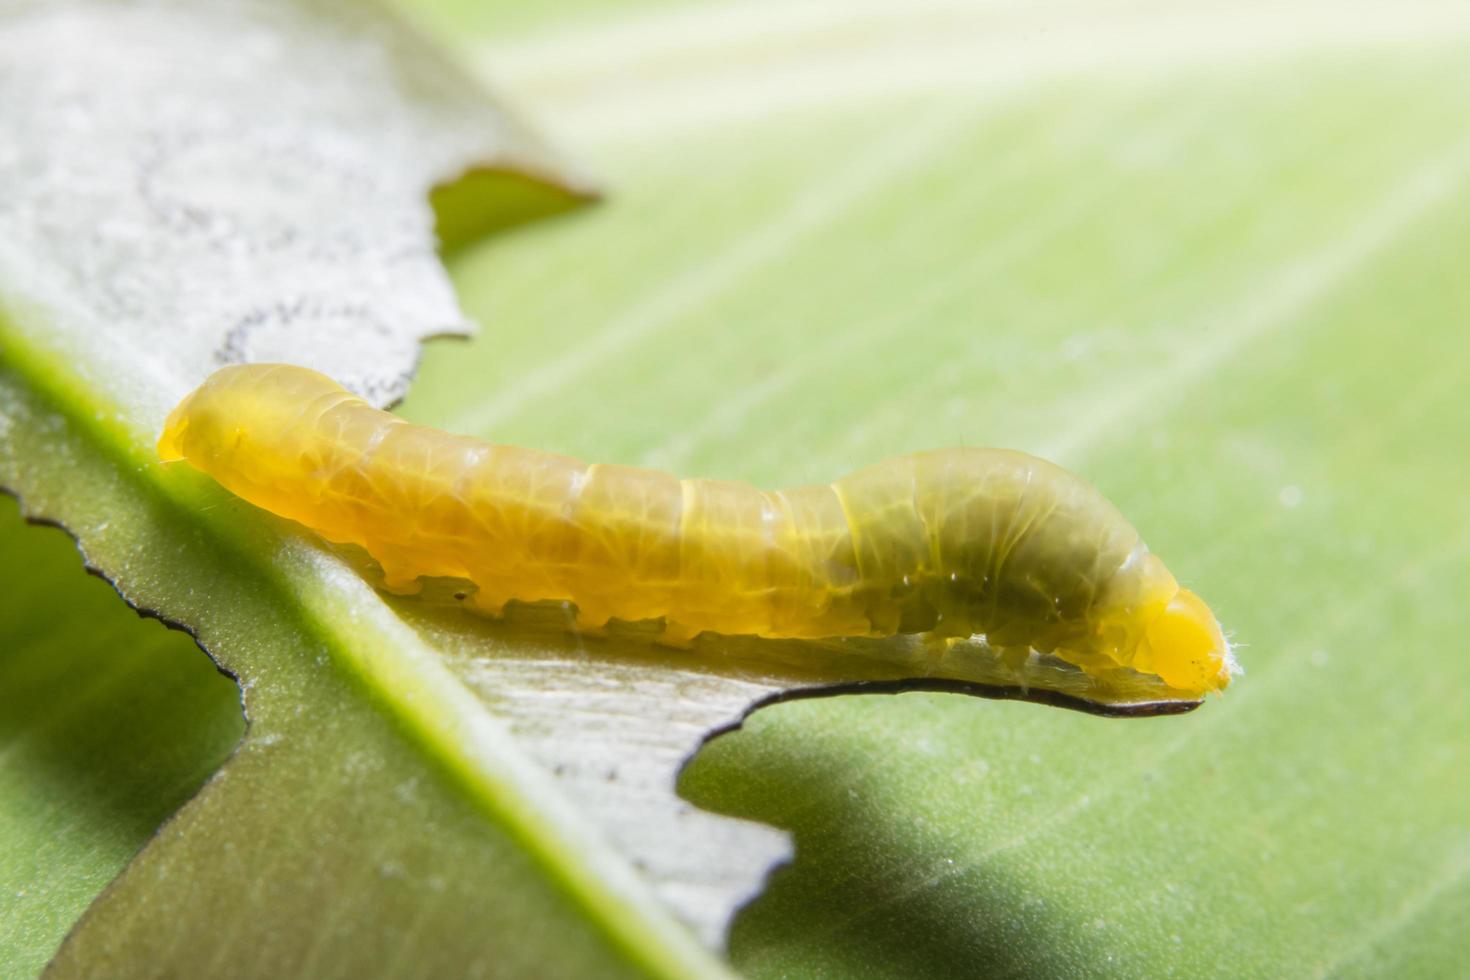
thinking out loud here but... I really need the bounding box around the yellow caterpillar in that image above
[159,364,1235,699]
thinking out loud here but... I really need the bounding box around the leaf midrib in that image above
[0,317,727,980]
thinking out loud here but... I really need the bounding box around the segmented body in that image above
[159,364,1233,696]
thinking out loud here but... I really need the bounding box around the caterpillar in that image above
[159,364,1236,699]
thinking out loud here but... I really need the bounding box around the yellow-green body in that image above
[159,364,1234,697]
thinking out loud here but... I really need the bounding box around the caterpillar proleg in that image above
[159,364,1236,699]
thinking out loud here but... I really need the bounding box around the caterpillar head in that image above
[1137,587,1235,696]
[1088,549,1236,701]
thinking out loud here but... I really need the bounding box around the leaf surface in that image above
[396,0,1470,975]
[0,0,726,974]
[5,1,1226,973]
[5,0,1470,976]
[0,495,244,980]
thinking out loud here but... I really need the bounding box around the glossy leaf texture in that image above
[5,0,1470,977]
[0,0,728,975]
[397,0,1470,975]
[0,496,245,979]
[5,1,1237,975]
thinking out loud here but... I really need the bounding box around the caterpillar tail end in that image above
[1141,588,1237,697]
[157,394,193,462]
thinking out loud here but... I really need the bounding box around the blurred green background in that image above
[6,0,1470,975]
[399,1,1470,974]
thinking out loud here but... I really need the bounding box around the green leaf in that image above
[0,0,736,974]
[7,1,1217,972]
[8,0,1470,976]
[395,0,1470,975]
[0,495,244,979]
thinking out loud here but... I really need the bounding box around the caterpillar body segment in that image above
[159,364,1236,699]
